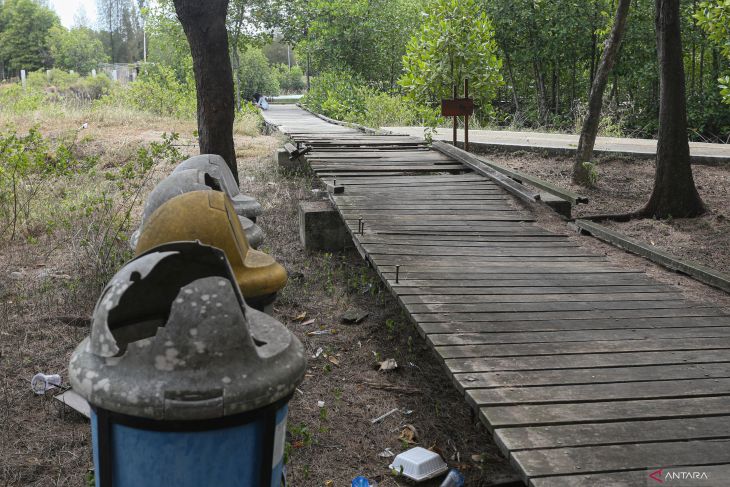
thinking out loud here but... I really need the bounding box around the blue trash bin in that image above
[69,242,306,487]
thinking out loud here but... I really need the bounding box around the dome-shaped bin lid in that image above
[69,242,306,421]
[133,170,264,250]
[173,154,262,218]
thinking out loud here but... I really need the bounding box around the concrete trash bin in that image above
[130,169,264,250]
[173,154,262,221]
[69,242,306,487]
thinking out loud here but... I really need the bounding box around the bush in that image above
[301,70,442,129]
[273,65,306,93]
[301,70,369,122]
[237,47,280,102]
[96,64,196,119]
[0,69,112,115]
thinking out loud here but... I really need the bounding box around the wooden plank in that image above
[455,363,730,390]
[368,247,597,258]
[512,439,730,478]
[407,300,697,316]
[410,308,725,323]
[372,256,606,264]
[446,349,730,373]
[358,235,573,245]
[433,140,541,202]
[346,214,532,222]
[468,377,730,407]
[419,316,730,334]
[341,208,525,215]
[402,292,683,305]
[529,471,655,487]
[430,326,730,347]
[436,337,730,360]
[334,194,511,202]
[497,415,730,451]
[482,396,730,428]
[394,282,668,293]
[576,219,730,294]
[395,286,671,296]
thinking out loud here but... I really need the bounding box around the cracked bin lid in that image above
[142,169,210,223]
[173,154,262,218]
[69,241,306,420]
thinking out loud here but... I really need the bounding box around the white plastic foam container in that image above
[388,446,448,481]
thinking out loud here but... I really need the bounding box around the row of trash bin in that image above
[69,154,306,487]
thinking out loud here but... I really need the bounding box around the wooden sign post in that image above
[440,79,473,152]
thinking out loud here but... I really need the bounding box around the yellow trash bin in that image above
[135,190,287,309]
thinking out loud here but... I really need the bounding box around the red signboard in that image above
[441,98,474,117]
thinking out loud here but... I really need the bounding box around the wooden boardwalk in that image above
[263,105,730,486]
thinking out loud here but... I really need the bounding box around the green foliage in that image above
[302,70,441,128]
[237,47,280,101]
[0,70,112,114]
[48,26,109,75]
[0,127,91,240]
[302,70,368,121]
[0,0,59,73]
[695,0,730,104]
[146,0,193,81]
[0,126,181,284]
[400,0,503,116]
[97,64,196,118]
[0,83,45,113]
[273,64,306,93]
[292,0,424,88]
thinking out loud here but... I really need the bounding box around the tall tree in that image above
[573,0,632,186]
[0,0,59,74]
[641,0,705,218]
[48,26,109,74]
[400,0,503,109]
[97,0,121,63]
[173,0,238,183]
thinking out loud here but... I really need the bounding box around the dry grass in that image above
[1,113,518,486]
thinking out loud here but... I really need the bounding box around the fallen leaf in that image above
[328,356,340,366]
[301,318,315,326]
[291,311,307,321]
[399,424,417,444]
[325,481,334,487]
[378,358,398,372]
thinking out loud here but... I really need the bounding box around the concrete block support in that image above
[275,148,305,171]
[298,200,353,251]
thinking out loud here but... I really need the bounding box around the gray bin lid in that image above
[69,242,306,420]
[173,155,262,218]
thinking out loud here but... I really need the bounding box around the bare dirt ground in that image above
[481,150,730,276]
[1,120,518,486]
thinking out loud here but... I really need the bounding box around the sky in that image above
[50,0,98,28]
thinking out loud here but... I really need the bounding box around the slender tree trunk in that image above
[699,40,705,100]
[699,40,705,98]
[570,57,576,111]
[573,0,632,185]
[503,47,520,115]
[641,0,705,218]
[173,0,238,183]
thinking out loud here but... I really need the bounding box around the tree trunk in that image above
[503,47,520,115]
[173,0,238,183]
[573,0,632,186]
[641,0,705,218]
